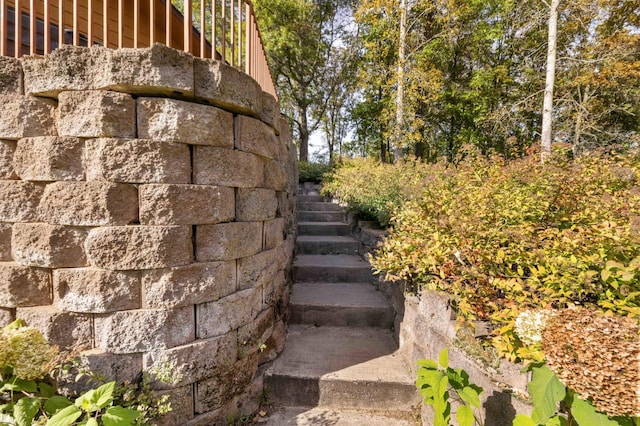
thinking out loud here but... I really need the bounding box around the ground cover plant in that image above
[324,147,640,364]
[0,320,171,426]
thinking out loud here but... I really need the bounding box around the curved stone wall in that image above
[0,44,297,425]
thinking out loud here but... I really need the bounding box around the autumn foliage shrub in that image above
[322,157,433,226]
[328,149,640,362]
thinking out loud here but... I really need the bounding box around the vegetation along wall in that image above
[0,44,298,424]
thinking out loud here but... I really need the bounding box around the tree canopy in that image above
[253,0,640,162]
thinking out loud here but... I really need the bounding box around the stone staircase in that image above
[264,195,419,425]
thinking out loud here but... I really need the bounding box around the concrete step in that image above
[290,282,394,328]
[296,235,360,255]
[298,195,326,202]
[298,221,351,236]
[294,255,373,282]
[265,325,418,415]
[298,201,343,212]
[263,406,417,425]
[298,210,345,222]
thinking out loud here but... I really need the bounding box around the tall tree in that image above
[541,0,560,160]
[252,0,353,162]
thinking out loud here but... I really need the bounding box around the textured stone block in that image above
[237,249,279,291]
[194,58,262,116]
[260,92,280,133]
[23,44,194,97]
[263,218,285,250]
[22,45,101,96]
[195,222,262,262]
[143,333,237,388]
[140,184,234,225]
[0,140,17,179]
[264,160,287,191]
[54,268,140,313]
[85,226,192,270]
[13,137,84,181]
[236,188,277,222]
[260,320,286,364]
[194,354,258,414]
[17,306,93,352]
[12,223,87,268]
[0,308,15,327]
[237,308,274,359]
[137,98,233,147]
[57,350,142,396]
[0,181,44,222]
[0,262,51,307]
[101,44,194,96]
[196,288,262,339]
[155,386,195,426]
[86,138,190,184]
[193,146,264,188]
[57,90,136,138]
[94,307,195,353]
[0,223,11,261]
[0,95,57,140]
[142,261,236,309]
[235,115,277,159]
[0,57,23,95]
[39,181,138,226]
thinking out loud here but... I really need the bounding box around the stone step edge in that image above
[263,404,420,423]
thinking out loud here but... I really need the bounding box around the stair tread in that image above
[298,221,349,226]
[291,282,390,308]
[297,235,358,243]
[263,406,415,425]
[267,325,412,384]
[294,254,370,268]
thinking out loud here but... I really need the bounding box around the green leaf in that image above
[513,414,537,426]
[529,365,565,424]
[44,397,72,417]
[38,383,56,398]
[46,405,82,426]
[416,359,439,370]
[456,405,474,426]
[14,397,40,426]
[85,418,98,426]
[74,390,95,413]
[571,397,619,426]
[417,369,445,389]
[438,348,449,369]
[101,406,140,426]
[93,382,115,410]
[1,379,38,394]
[458,386,482,408]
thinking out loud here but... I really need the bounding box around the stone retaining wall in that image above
[0,44,297,425]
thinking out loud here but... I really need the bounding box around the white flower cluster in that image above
[514,310,554,346]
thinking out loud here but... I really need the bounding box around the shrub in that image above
[329,150,640,361]
[322,157,432,226]
[298,161,332,183]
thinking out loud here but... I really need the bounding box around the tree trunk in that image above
[298,106,310,162]
[541,0,560,162]
[394,0,407,162]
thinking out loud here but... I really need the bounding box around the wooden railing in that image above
[0,0,277,99]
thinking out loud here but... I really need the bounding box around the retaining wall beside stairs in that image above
[0,45,298,425]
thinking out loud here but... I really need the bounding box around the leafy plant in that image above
[298,161,333,183]
[364,151,640,361]
[416,348,484,426]
[0,320,171,426]
[513,364,638,426]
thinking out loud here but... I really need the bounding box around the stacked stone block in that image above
[0,45,297,425]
